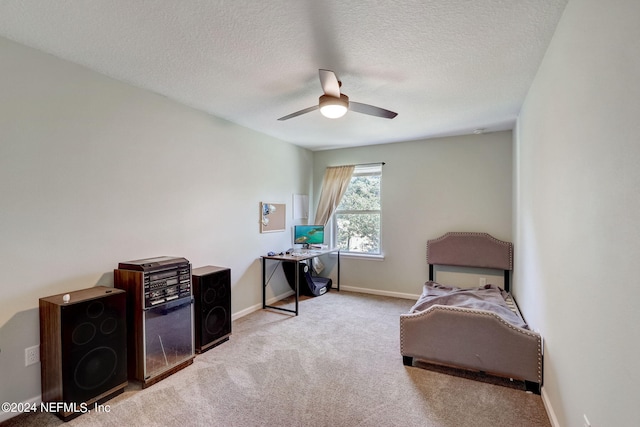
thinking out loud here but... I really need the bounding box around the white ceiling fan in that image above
[278,69,398,121]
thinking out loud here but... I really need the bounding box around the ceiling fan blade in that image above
[277,105,319,121]
[349,101,398,119]
[319,69,341,98]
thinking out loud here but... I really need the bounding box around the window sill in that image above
[337,252,385,261]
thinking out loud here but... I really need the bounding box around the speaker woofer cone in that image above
[74,346,118,391]
[204,307,227,335]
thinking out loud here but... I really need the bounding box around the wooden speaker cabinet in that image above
[192,266,232,353]
[39,286,127,420]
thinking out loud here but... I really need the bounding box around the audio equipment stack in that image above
[39,286,128,420]
[114,256,194,388]
[192,265,232,353]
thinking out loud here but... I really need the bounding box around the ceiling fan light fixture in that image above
[278,70,396,121]
[319,94,349,119]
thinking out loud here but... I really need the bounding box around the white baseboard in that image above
[231,286,418,322]
[0,395,41,423]
[339,285,420,301]
[231,302,261,321]
[231,290,295,321]
[541,387,559,427]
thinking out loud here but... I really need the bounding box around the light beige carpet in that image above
[2,291,550,427]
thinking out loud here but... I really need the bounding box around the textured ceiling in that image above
[0,0,567,151]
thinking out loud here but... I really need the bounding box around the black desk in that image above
[261,248,340,316]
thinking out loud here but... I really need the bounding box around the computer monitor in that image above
[293,225,325,247]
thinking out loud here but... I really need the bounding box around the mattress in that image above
[408,281,528,330]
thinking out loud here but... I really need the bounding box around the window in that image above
[334,164,382,255]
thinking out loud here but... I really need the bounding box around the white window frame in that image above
[332,164,383,257]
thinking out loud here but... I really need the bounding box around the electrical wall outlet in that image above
[25,345,40,366]
[479,277,487,286]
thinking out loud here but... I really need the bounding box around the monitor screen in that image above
[294,225,325,245]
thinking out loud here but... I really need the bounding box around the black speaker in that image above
[40,286,127,420]
[192,266,231,353]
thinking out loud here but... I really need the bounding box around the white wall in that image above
[514,0,640,426]
[0,37,312,409]
[313,132,513,297]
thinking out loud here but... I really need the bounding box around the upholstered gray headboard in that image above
[426,232,513,290]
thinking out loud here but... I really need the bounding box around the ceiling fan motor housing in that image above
[319,94,349,118]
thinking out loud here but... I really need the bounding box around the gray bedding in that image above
[409,281,529,330]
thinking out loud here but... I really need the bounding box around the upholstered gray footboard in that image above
[400,305,543,392]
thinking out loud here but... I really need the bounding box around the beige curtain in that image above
[311,165,354,274]
[314,165,355,225]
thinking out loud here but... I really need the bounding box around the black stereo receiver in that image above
[117,256,191,308]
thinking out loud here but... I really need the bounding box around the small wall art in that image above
[260,202,286,233]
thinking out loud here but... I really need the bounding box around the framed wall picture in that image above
[260,202,286,233]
